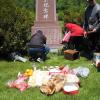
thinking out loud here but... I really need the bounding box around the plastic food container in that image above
[63,83,79,94]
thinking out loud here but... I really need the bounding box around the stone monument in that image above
[31,0,62,49]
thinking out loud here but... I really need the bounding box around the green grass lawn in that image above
[0,53,100,100]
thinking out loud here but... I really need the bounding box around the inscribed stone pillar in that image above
[31,0,62,48]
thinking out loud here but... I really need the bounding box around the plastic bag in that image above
[73,67,90,78]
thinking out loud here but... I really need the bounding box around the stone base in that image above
[31,24,63,49]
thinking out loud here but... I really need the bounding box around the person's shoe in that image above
[37,58,43,63]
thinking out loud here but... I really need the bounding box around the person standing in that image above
[83,0,100,54]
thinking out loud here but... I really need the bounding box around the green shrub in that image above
[0,0,35,55]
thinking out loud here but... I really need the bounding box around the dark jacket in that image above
[28,30,46,48]
[84,3,100,32]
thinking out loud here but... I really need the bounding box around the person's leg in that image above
[94,36,100,52]
[75,36,83,51]
[88,33,97,51]
[84,33,98,59]
[68,37,75,50]
[28,48,38,61]
[45,45,50,54]
[38,48,47,61]
[71,36,83,51]
[40,46,50,61]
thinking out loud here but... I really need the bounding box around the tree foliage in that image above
[15,0,35,11]
[0,0,34,55]
[57,0,86,25]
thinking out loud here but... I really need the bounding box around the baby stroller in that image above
[62,23,86,51]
